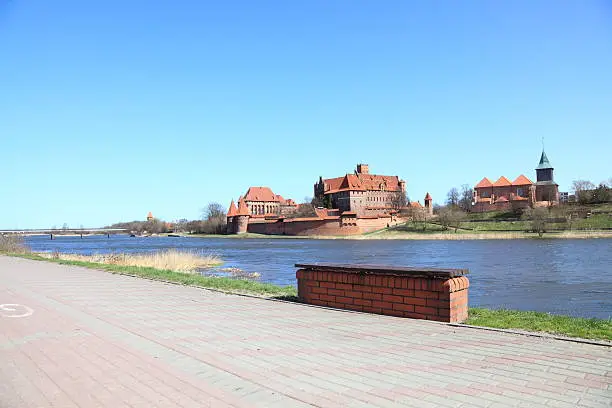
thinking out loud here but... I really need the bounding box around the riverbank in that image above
[178,229,612,240]
[4,252,611,341]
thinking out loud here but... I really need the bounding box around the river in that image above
[25,235,612,319]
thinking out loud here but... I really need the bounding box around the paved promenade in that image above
[1,256,610,408]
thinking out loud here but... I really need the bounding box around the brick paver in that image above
[1,256,610,407]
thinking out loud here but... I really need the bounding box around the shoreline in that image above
[178,230,612,240]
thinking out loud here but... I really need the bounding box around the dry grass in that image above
[36,249,222,273]
[0,235,30,253]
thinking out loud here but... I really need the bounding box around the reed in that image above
[0,235,30,253]
[36,249,222,273]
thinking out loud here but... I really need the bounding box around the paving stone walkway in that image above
[0,256,610,407]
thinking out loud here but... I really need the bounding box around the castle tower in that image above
[356,163,369,174]
[534,149,559,204]
[235,198,250,234]
[226,200,238,234]
[424,193,433,216]
[146,212,154,221]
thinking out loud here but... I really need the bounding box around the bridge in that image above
[0,228,127,238]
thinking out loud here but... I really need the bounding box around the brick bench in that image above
[296,263,469,323]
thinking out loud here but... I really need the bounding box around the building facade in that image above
[472,149,559,213]
[241,187,298,216]
[313,164,407,217]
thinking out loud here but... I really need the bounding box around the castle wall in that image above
[246,216,395,236]
[471,200,531,213]
[235,216,249,234]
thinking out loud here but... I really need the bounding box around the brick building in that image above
[472,149,559,213]
[313,164,407,217]
[241,187,298,216]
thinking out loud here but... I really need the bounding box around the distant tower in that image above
[356,163,369,174]
[235,198,250,234]
[534,148,559,204]
[226,200,238,234]
[399,179,406,192]
[535,149,554,182]
[424,193,433,216]
[146,212,154,221]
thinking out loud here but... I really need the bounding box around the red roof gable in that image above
[425,192,432,200]
[512,174,533,186]
[324,176,345,192]
[244,187,279,202]
[236,198,250,216]
[323,172,401,194]
[492,176,512,187]
[227,200,237,217]
[475,178,493,188]
[410,201,423,208]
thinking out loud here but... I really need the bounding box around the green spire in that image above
[535,149,553,170]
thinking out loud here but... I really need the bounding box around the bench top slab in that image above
[295,263,468,279]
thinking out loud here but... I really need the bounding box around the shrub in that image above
[0,234,30,254]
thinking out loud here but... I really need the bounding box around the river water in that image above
[25,235,612,319]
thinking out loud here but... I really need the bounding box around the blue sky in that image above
[1,1,611,228]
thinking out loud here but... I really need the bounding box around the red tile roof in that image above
[496,196,509,202]
[227,200,237,217]
[410,201,423,208]
[492,176,512,187]
[511,196,528,201]
[236,198,250,216]
[323,172,402,194]
[475,178,493,188]
[512,174,533,186]
[244,187,279,202]
[147,212,153,218]
[324,176,345,192]
[425,192,432,200]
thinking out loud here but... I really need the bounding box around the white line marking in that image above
[0,304,34,318]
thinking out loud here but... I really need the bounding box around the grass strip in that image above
[10,253,297,297]
[467,307,611,341]
[6,253,610,341]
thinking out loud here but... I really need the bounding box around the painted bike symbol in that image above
[0,304,34,318]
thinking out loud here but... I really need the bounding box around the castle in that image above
[226,164,432,235]
[472,149,559,213]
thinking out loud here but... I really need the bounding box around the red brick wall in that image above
[246,216,394,236]
[297,269,469,323]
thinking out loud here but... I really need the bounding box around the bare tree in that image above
[572,180,595,204]
[458,184,472,212]
[287,203,317,218]
[592,183,611,204]
[204,202,226,220]
[390,191,409,210]
[437,206,466,232]
[446,188,459,208]
[522,207,549,237]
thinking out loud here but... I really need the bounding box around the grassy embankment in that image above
[1,235,610,340]
[369,204,612,239]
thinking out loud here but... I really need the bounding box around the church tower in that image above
[535,149,554,183]
[534,149,559,204]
